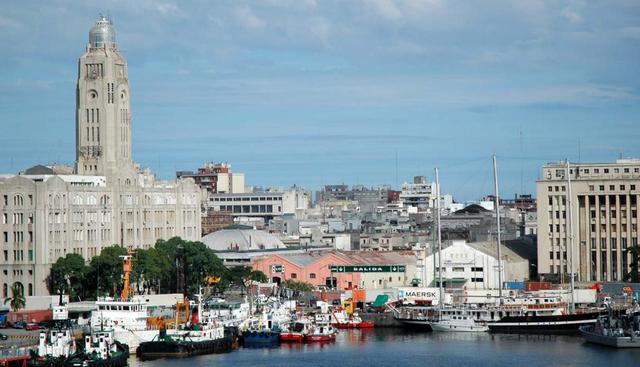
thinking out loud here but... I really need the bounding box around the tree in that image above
[86,245,129,297]
[47,253,89,301]
[227,266,267,295]
[282,280,314,293]
[625,246,640,282]
[4,283,26,311]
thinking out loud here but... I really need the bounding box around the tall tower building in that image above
[76,15,134,178]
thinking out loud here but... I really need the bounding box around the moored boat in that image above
[580,302,640,348]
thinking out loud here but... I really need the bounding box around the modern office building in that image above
[537,159,640,282]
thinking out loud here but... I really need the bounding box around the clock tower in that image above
[76,15,134,179]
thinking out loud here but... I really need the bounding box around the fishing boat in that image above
[331,311,374,329]
[280,320,310,342]
[305,314,337,342]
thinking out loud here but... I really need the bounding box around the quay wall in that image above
[360,312,403,327]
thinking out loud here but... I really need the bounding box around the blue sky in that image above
[0,0,639,200]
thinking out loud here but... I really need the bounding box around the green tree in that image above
[283,280,314,293]
[47,253,89,300]
[625,246,640,282]
[4,283,26,311]
[227,266,267,295]
[86,245,129,297]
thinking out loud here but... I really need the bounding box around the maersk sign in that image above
[330,265,406,273]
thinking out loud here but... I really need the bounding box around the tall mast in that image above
[492,155,503,304]
[566,160,576,314]
[435,168,443,308]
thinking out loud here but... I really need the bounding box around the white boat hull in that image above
[430,321,488,332]
[113,329,159,349]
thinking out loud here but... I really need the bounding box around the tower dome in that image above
[89,15,116,49]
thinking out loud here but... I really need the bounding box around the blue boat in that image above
[242,329,281,344]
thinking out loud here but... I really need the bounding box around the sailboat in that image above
[429,168,489,333]
[486,158,600,334]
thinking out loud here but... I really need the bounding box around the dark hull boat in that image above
[136,327,236,360]
[488,312,600,334]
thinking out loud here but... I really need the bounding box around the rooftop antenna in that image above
[577,137,581,163]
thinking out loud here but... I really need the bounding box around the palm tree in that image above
[4,283,26,311]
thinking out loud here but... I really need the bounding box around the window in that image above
[610,185,615,191]
[471,267,483,272]
[625,168,630,173]
[621,185,626,191]
[584,169,590,174]
[589,185,594,191]
[614,168,619,173]
[548,186,553,192]
[309,273,316,279]
[600,185,605,191]
[549,252,554,260]
[594,169,600,173]
[471,278,484,282]
[290,273,297,279]
[632,185,636,191]
[452,267,465,272]
[604,169,609,173]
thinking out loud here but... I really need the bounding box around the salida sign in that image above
[330,265,406,273]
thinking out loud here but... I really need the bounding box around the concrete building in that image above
[537,159,640,282]
[0,16,201,297]
[207,187,311,221]
[176,162,245,195]
[400,176,435,210]
[423,240,529,290]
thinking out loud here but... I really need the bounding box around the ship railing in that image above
[0,347,32,360]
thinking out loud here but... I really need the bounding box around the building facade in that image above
[537,160,640,282]
[176,162,245,195]
[0,16,201,297]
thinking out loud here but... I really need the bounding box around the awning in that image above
[436,277,467,283]
[372,294,389,308]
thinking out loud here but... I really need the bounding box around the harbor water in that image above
[129,329,640,367]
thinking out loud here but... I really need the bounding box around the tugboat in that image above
[65,329,129,367]
[580,301,640,348]
[29,326,78,366]
[137,290,233,360]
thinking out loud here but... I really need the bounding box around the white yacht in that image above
[430,309,488,332]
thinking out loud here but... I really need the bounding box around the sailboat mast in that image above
[435,168,443,308]
[492,155,503,304]
[566,160,576,314]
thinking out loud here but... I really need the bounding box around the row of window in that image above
[2,231,33,243]
[212,196,282,202]
[1,249,33,262]
[2,195,31,207]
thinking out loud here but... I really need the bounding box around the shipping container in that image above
[503,281,525,290]
[525,282,552,292]
[7,309,52,323]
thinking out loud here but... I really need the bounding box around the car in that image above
[0,332,8,340]
[25,323,40,331]
[11,321,26,329]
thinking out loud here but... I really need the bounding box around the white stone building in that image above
[422,240,529,290]
[0,16,201,297]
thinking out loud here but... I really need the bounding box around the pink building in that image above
[251,250,415,290]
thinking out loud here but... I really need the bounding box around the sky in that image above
[0,0,639,201]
